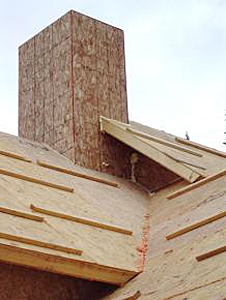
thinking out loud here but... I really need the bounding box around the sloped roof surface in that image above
[102,172,226,299]
[100,117,226,183]
[0,132,151,286]
[99,118,226,299]
[1,118,226,298]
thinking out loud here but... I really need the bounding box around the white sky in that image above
[0,0,226,150]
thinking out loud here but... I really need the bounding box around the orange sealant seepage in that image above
[137,213,150,272]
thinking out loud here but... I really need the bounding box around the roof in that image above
[98,117,226,299]
[1,117,226,298]
[0,131,150,286]
[100,116,226,182]
[101,170,226,299]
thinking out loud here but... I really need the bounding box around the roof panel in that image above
[101,168,226,299]
[0,131,150,285]
[100,117,201,183]
[100,117,226,181]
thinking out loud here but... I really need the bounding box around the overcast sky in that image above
[0,0,226,150]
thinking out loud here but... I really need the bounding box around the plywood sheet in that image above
[101,173,226,299]
[0,131,151,285]
[129,121,226,177]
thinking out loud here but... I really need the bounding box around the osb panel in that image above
[44,101,54,133]
[99,134,132,178]
[0,262,115,300]
[34,108,45,142]
[0,130,150,241]
[52,12,71,47]
[98,133,177,190]
[101,175,226,300]
[54,93,72,127]
[134,154,179,191]
[62,146,75,161]
[19,10,129,176]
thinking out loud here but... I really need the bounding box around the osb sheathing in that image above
[0,262,115,300]
[98,133,179,190]
[133,154,179,191]
[102,176,226,300]
[19,10,128,175]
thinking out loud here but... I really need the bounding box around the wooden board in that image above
[0,132,150,285]
[162,277,226,300]
[122,291,141,300]
[0,242,137,286]
[167,169,226,199]
[0,168,74,193]
[30,204,133,235]
[129,121,226,178]
[196,246,226,262]
[101,176,226,299]
[166,211,226,240]
[0,206,44,222]
[37,160,119,187]
[0,232,83,255]
[176,137,226,158]
[0,150,32,162]
[127,127,202,157]
[100,116,200,183]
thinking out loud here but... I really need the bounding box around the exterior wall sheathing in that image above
[0,262,115,300]
[19,10,128,175]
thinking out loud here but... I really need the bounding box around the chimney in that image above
[19,10,129,175]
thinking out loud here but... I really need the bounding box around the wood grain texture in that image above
[101,177,226,300]
[0,232,82,255]
[122,290,141,300]
[0,206,44,222]
[100,116,200,183]
[0,150,32,162]
[127,127,202,157]
[166,211,226,240]
[19,10,129,177]
[30,204,133,235]
[0,131,147,280]
[196,246,226,262]
[0,242,137,286]
[0,168,74,193]
[37,160,119,187]
[130,121,226,178]
[0,262,113,300]
[176,137,226,158]
[167,169,226,199]
[162,277,226,300]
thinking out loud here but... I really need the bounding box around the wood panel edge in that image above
[0,242,137,286]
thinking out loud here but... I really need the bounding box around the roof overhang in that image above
[100,116,201,183]
[0,242,137,286]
